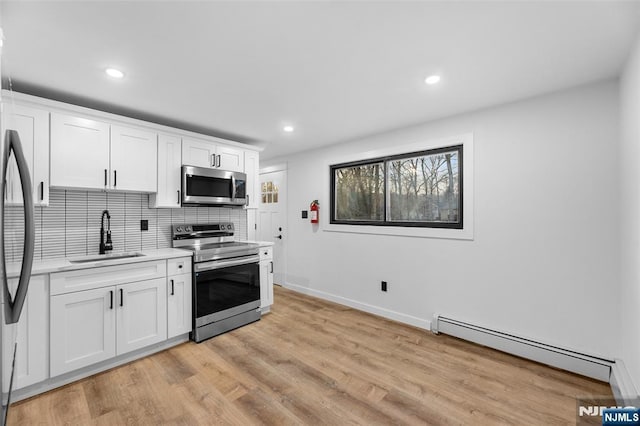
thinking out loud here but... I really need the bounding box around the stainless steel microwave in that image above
[182,165,247,206]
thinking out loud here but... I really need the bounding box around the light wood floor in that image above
[9,286,611,425]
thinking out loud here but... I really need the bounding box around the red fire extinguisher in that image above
[310,200,319,224]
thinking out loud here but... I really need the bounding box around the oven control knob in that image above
[176,226,183,233]
[185,226,192,232]
[220,224,226,230]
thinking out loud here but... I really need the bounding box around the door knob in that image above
[274,235,282,240]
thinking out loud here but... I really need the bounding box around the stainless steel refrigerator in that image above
[0,28,36,425]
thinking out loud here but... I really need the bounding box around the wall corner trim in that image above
[611,359,640,405]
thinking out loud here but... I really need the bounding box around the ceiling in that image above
[1,1,639,160]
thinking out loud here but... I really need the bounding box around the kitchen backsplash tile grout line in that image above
[6,189,248,261]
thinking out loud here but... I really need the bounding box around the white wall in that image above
[264,80,620,359]
[620,34,640,394]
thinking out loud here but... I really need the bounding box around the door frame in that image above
[259,163,287,287]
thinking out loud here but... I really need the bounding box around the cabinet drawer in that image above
[259,247,273,261]
[168,257,191,276]
[51,260,166,295]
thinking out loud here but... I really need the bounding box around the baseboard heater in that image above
[431,315,613,382]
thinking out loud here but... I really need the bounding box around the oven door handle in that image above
[195,255,260,272]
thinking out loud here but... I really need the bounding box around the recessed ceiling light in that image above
[283,125,294,133]
[105,68,124,79]
[424,75,441,85]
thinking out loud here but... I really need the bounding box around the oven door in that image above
[194,256,260,328]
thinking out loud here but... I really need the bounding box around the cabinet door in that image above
[116,278,167,355]
[1,104,49,206]
[50,287,116,377]
[110,125,157,192]
[217,145,244,172]
[244,150,259,208]
[167,273,192,339]
[259,260,274,312]
[2,276,49,391]
[150,133,181,208]
[50,113,110,190]
[182,137,216,168]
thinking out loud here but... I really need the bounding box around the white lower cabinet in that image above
[259,246,274,313]
[117,278,167,355]
[2,275,49,392]
[50,286,116,377]
[51,278,168,377]
[167,273,192,338]
[50,260,171,377]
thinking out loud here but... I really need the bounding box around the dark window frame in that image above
[330,144,463,229]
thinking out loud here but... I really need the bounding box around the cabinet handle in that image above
[270,261,273,274]
[171,279,175,296]
[246,194,249,206]
[113,170,117,187]
[178,264,183,269]
[216,154,221,168]
[40,181,44,201]
[110,290,113,309]
[177,190,180,205]
[120,288,123,307]
[211,154,215,167]
[104,169,107,187]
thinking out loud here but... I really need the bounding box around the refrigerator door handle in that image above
[2,130,35,324]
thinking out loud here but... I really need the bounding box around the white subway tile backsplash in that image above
[124,193,142,252]
[156,209,172,249]
[65,191,88,257]
[42,190,65,259]
[7,189,248,260]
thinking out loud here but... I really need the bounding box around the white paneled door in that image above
[258,170,287,285]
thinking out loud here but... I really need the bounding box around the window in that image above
[261,180,279,204]
[330,145,462,229]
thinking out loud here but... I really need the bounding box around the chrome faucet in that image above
[100,210,113,254]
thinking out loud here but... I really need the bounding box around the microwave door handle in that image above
[231,175,236,199]
[2,130,35,324]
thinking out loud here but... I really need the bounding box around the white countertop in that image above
[7,248,193,278]
[246,240,275,247]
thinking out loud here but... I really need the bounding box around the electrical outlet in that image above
[140,220,149,231]
[302,210,308,219]
[381,281,387,292]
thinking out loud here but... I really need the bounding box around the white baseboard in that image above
[283,282,431,330]
[611,359,640,405]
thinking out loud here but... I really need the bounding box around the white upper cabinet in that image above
[110,125,157,192]
[244,150,260,209]
[182,137,215,168]
[51,114,158,193]
[182,137,244,172]
[1,104,50,206]
[50,113,110,190]
[217,144,244,172]
[149,133,182,208]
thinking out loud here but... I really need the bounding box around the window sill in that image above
[322,222,473,240]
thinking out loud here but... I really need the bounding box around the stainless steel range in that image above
[172,222,261,342]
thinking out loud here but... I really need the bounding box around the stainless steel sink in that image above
[68,252,146,264]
